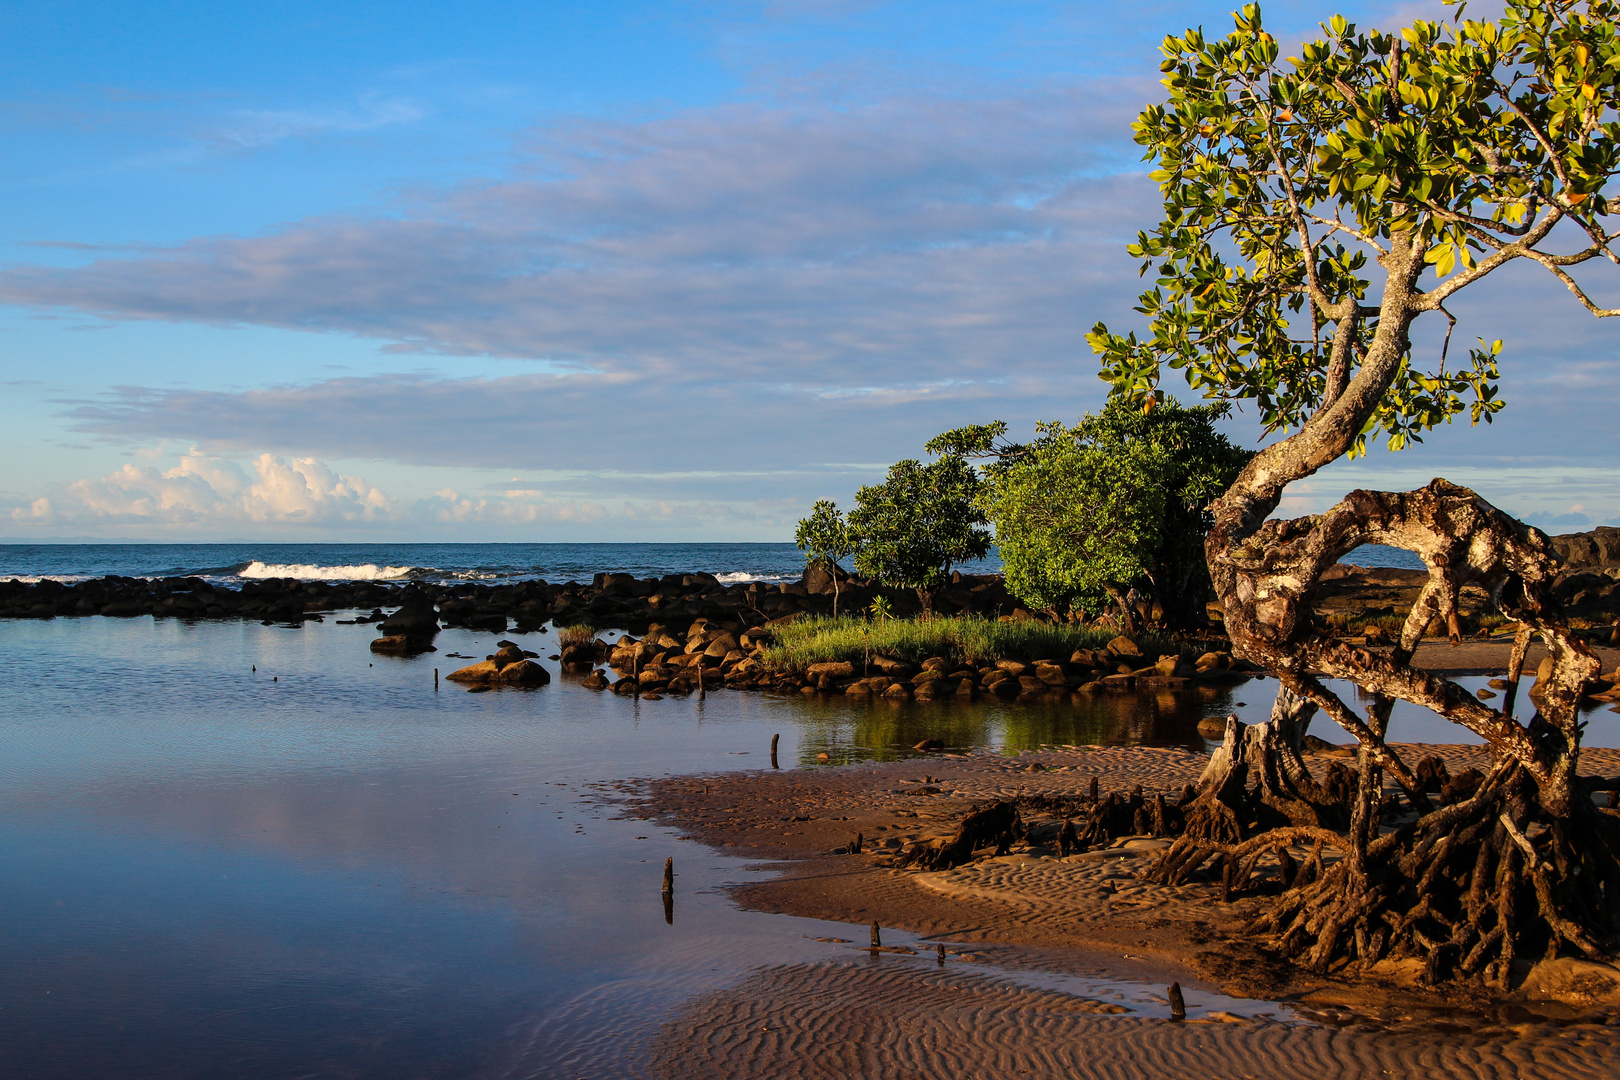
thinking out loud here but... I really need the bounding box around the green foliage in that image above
[848,454,993,609]
[957,398,1250,621]
[794,499,858,615]
[1088,0,1620,454]
[759,614,1161,672]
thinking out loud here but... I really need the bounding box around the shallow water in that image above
[0,614,1608,1078]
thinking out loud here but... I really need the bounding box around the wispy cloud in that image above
[204,96,428,151]
[0,84,1151,379]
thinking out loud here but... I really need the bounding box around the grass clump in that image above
[557,624,598,649]
[760,615,1161,673]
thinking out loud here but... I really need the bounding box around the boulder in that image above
[446,660,502,683]
[370,634,435,656]
[1106,635,1142,659]
[871,656,915,677]
[1034,662,1068,685]
[807,660,856,679]
[379,590,439,638]
[703,632,741,658]
[802,561,853,595]
[497,660,550,686]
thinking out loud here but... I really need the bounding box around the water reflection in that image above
[783,684,1240,766]
[0,614,1613,1079]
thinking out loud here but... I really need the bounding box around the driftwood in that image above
[911,801,1023,871]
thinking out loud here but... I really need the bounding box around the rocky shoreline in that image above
[6,524,1620,653]
[0,565,1012,629]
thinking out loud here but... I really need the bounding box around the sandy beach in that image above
[629,735,1620,1079]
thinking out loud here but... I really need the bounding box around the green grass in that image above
[557,624,597,649]
[759,615,1182,673]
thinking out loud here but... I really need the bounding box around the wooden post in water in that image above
[662,857,674,895]
[936,943,946,965]
[770,733,780,769]
[633,651,641,699]
[1168,982,1186,1022]
[869,921,881,949]
[434,668,439,691]
[698,663,706,700]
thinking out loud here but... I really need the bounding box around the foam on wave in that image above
[714,571,797,584]
[1,574,94,585]
[239,561,417,582]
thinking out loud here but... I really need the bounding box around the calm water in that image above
[1,608,1589,1078]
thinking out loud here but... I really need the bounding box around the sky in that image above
[0,0,1614,542]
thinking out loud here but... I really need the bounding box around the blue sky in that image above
[0,0,1614,541]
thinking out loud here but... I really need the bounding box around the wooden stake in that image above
[936,943,946,964]
[869,921,881,948]
[662,857,674,894]
[434,668,439,690]
[698,663,706,699]
[770,733,780,769]
[1168,982,1186,1022]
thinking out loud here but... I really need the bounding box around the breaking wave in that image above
[714,571,798,584]
[238,561,418,582]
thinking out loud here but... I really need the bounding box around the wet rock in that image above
[370,634,437,656]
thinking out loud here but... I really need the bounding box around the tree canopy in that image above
[1088,0,1618,473]
[937,399,1251,627]
[848,455,992,614]
[794,499,858,616]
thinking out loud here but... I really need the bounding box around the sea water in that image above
[0,540,1425,586]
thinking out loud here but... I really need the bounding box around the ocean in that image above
[0,540,1424,586]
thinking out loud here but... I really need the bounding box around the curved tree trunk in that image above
[1153,229,1620,984]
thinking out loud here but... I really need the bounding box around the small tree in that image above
[934,399,1251,630]
[848,454,992,615]
[794,499,859,616]
[1087,0,1620,984]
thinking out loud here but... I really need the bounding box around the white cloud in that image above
[12,453,397,528]
[6,450,813,539]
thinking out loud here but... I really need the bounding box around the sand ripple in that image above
[650,961,1619,1080]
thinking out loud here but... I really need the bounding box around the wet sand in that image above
[631,742,1620,1079]
[648,960,1620,1080]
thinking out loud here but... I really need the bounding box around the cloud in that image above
[7,450,811,538]
[12,453,398,529]
[2,48,1614,539]
[0,85,1152,383]
[205,96,427,151]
